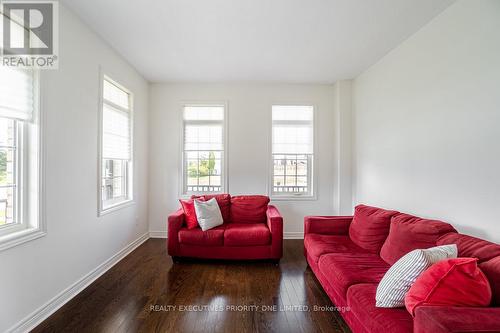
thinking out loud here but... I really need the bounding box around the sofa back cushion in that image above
[380,213,457,265]
[230,195,270,223]
[349,205,399,253]
[191,194,231,223]
[437,232,500,263]
[479,256,500,306]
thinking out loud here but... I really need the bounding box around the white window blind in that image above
[272,105,313,154]
[102,79,131,160]
[184,106,224,121]
[184,125,224,151]
[103,79,130,110]
[184,106,224,152]
[0,67,34,121]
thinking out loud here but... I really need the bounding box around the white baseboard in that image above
[8,233,149,333]
[149,230,167,238]
[149,230,303,239]
[284,232,304,239]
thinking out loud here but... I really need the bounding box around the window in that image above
[0,117,18,227]
[271,105,314,198]
[0,66,43,250]
[182,105,226,195]
[99,77,133,213]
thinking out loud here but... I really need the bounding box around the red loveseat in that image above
[304,205,500,333]
[168,194,283,261]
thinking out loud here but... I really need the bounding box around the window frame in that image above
[98,72,134,216]
[269,104,317,201]
[102,159,129,207]
[180,102,228,197]
[0,70,45,252]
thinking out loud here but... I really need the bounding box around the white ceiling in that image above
[62,0,454,83]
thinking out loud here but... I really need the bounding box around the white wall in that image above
[0,5,149,332]
[333,80,353,215]
[149,83,338,237]
[353,0,500,242]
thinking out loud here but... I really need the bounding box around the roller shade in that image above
[102,79,131,160]
[0,67,34,121]
[183,105,224,151]
[103,79,129,109]
[272,105,313,154]
[184,124,223,151]
[184,105,224,121]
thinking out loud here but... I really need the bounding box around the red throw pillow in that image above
[380,213,457,264]
[179,199,202,229]
[191,194,231,223]
[230,195,270,223]
[348,204,399,253]
[405,258,492,316]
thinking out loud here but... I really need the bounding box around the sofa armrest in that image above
[414,306,500,333]
[167,208,184,256]
[267,205,283,259]
[304,216,353,235]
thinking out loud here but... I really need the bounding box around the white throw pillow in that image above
[375,244,457,308]
[193,198,223,231]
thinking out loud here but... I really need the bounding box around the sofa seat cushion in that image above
[178,225,225,246]
[380,213,457,265]
[230,195,270,223]
[349,204,399,253]
[318,253,390,297]
[304,233,369,264]
[347,284,414,333]
[437,232,500,263]
[224,223,271,246]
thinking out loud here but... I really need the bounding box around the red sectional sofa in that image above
[304,205,500,333]
[168,194,283,261]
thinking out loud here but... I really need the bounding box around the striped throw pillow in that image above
[376,244,457,308]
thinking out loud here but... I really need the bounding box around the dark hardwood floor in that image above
[32,239,351,333]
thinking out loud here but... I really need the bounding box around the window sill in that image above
[270,195,317,201]
[0,227,46,252]
[180,192,226,199]
[99,199,135,216]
